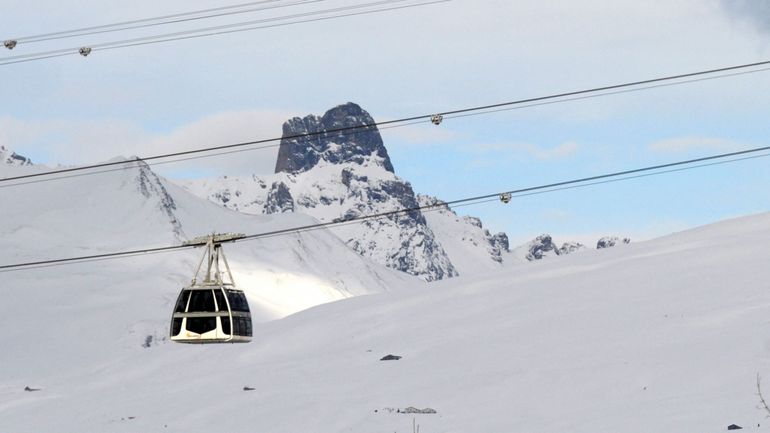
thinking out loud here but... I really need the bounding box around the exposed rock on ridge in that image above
[515,234,587,261]
[183,103,633,279]
[513,233,631,262]
[274,102,395,174]
[597,236,631,249]
[188,103,457,281]
[1,145,32,166]
[134,159,184,238]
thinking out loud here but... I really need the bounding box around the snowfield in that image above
[2,159,770,432]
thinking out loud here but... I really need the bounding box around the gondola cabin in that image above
[170,233,252,344]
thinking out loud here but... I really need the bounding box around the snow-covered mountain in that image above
[4,125,769,433]
[3,171,770,433]
[0,156,412,322]
[184,102,521,281]
[416,194,512,276]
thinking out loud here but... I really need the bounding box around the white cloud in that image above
[719,0,770,34]
[0,109,294,177]
[647,136,747,154]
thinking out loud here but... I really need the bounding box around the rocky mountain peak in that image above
[274,102,394,174]
[0,145,32,166]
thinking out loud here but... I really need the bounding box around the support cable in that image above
[0,0,443,65]
[8,0,323,45]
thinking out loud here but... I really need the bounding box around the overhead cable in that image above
[6,0,323,45]
[2,58,770,187]
[0,120,426,189]
[1,144,769,273]
[0,0,446,65]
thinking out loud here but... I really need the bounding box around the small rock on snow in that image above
[380,354,402,361]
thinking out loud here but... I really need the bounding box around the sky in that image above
[2,0,770,246]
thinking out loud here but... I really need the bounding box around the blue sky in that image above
[2,0,770,245]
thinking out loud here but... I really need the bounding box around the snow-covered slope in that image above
[0,158,412,321]
[417,194,511,275]
[3,182,770,433]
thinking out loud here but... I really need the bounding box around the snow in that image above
[0,159,411,317]
[418,195,511,275]
[3,152,770,431]
[183,157,458,281]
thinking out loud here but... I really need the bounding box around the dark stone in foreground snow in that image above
[727,424,742,430]
[380,354,402,361]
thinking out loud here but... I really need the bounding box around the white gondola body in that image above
[169,233,252,344]
[170,285,252,343]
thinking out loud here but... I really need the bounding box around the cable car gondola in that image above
[170,233,252,344]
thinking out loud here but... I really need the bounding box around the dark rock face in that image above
[527,234,559,260]
[341,185,458,281]
[520,234,586,261]
[199,103,520,280]
[274,102,395,174]
[264,181,294,214]
[597,236,630,249]
[491,232,509,253]
[558,241,585,255]
[265,105,458,281]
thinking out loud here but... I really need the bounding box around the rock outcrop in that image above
[274,102,394,174]
[0,145,32,166]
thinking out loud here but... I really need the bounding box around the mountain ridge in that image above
[184,102,630,280]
